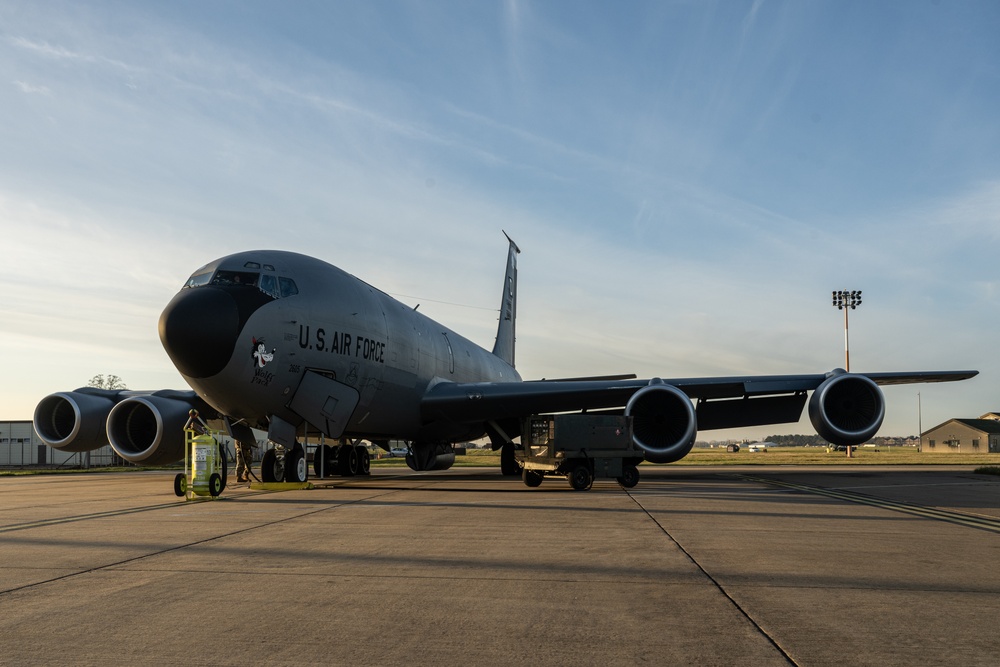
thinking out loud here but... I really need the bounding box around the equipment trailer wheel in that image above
[173,473,187,497]
[208,473,223,497]
[617,465,640,489]
[522,469,544,487]
[568,463,593,491]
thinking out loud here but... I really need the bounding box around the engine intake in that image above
[33,389,119,452]
[626,380,697,464]
[107,394,192,465]
[808,373,885,446]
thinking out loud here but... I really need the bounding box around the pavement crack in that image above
[626,491,798,667]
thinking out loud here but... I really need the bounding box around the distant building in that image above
[0,419,120,467]
[920,414,1000,454]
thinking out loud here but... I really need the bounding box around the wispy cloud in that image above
[13,79,49,94]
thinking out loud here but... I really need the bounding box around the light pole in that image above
[832,290,862,371]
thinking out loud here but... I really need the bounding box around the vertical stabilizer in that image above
[492,232,520,367]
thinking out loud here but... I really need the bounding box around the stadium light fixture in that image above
[831,290,862,371]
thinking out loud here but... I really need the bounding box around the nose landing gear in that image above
[260,442,308,483]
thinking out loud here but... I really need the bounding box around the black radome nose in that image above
[159,287,240,378]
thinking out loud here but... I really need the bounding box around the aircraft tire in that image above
[208,473,223,497]
[173,473,187,497]
[617,465,639,489]
[568,463,593,491]
[314,444,334,478]
[338,445,359,476]
[261,449,281,483]
[522,469,543,488]
[357,446,370,475]
[286,447,307,483]
[500,443,521,476]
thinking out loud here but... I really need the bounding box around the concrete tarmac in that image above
[1,465,998,666]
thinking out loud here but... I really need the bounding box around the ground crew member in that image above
[234,439,253,483]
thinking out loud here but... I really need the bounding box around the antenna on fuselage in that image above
[491,231,519,367]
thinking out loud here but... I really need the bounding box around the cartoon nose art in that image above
[159,287,240,378]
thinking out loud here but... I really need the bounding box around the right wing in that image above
[421,369,977,462]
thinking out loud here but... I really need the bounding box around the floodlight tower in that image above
[832,290,862,371]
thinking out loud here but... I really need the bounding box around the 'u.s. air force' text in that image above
[298,325,385,363]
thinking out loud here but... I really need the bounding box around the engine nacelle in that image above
[405,443,457,471]
[625,380,697,464]
[808,373,885,446]
[107,394,193,465]
[33,389,120,452]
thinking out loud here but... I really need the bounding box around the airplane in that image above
[33,233,977,485]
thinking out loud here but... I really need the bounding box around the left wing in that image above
[421,369,977,462]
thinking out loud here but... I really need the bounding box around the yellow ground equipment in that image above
[174,410,227,500]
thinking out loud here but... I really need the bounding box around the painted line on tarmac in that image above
[736,475,1000,534]
[0,490,283,533]
[0,502,187,534]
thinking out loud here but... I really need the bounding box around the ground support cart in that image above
[517,414,644,491]
[173,411,227,500]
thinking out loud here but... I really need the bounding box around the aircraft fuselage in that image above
[159,250,521,443]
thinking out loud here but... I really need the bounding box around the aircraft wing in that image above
[421,370,978,428]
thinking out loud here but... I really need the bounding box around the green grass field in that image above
[370,446,1000,467]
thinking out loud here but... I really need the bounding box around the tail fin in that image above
[491,231,520,367]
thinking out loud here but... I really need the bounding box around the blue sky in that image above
[1,0,998,438]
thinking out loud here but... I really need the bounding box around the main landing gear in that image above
[259,439,372,483]
[313,439,371,478]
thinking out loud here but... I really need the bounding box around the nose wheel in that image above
[260,443,307,483]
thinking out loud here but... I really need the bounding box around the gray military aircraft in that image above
[34,234,976,482]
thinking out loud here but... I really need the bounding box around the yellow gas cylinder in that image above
[190,434,221,497]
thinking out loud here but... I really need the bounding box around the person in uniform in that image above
[234,439,254,483]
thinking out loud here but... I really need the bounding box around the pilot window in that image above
[259,274,280,298]
[183,272,212,289]
[279,277,299,297]
[211,270,259,287]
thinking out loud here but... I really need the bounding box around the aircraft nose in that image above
[158,287,240,379]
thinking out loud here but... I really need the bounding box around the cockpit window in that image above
[211,270,259,287]
[279,277,299,298]
[186,268,297,299]
[183,272,212,289]
[259,274,280,298]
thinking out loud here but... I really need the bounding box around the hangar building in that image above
[920,413,1000,453]
[0,419,120,466]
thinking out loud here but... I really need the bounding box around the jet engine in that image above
[808,372,885,446]
[33,388,121,452]
[405,443,457,471]
[625,380,697,464]
[107,393,200,465]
